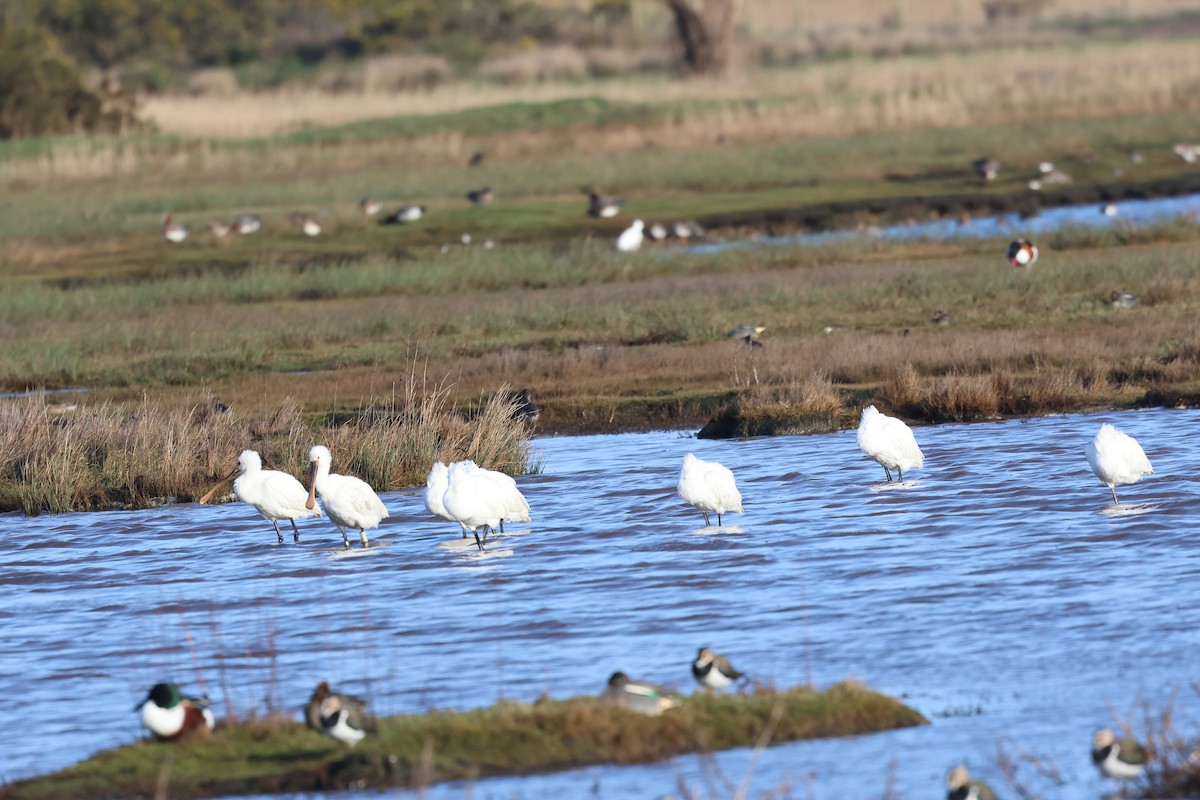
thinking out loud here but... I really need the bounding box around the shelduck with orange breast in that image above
[1007,239,1038,268]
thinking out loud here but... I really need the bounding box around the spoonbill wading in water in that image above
[857,405,925,482]
[441,460,531,549]
[306,445,389,548]
[198,450,321,544]
[677,453,743,526]
[1085,423,1152,505]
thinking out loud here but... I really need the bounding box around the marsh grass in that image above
[0,681,925,800]
[0,377,532,514]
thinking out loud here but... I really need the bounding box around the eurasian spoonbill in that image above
[857,405,925,482]
[1085,424,1152,504]
[616,219,644,252]
[677,453,743,526]
[306,445,389,548]
[441,461,530,549]
[199,449,321,544]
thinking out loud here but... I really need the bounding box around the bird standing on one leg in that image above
[1085,424,1152,505]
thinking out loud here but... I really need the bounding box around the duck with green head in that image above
[136,682,214,740]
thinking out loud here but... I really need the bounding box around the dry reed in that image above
[0,377,533,515]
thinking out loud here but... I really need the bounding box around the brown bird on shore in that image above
[973,157,1000,181]
[304,681,367,732]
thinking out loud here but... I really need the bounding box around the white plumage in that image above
[441,460,530,549]
[306,445,389,548]
[233,450,322,543]
[677,453,743,526]
[857,405,925,482]
[616,219,644,252]
[1085,423,1153,504]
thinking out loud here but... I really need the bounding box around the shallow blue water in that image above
[2,408,1198,799]
[689,191,1200,255]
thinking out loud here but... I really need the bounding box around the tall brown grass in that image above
[0,379,532,515]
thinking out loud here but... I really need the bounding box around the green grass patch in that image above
[0,682,925,800]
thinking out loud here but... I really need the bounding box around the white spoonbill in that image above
[1085,424,1152,504]
[199,450,321,544]
[857,405,925,482]
[616,219,644,252]
[441,461,530,549]
[424,461,466,536]
[306,445,389,548]
[677,453,742,526]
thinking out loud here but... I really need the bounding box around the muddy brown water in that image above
[2,408,1198,798]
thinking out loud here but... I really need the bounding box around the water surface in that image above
[2,408,1197,798]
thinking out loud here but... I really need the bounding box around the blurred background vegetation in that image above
[3,0,1199,138]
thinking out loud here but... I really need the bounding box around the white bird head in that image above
[309,445,332,466]
[427,461,448,488]
[631,219,644,231]
[237,450,262,474]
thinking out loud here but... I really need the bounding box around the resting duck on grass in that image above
[602,672,680,716]
[305,682,367,747]
[136,682,214,740]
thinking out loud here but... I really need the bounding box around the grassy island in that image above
[0,682,925,799]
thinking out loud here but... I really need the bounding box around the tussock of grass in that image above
[0,681,925,800]
[0,379,532,515]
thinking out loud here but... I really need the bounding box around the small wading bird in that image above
[1092,727,1149,779]
[136,682,214,740]
[616,219,644,252]
[231,213,261,235]
[946,765,997,800]
[380,205,426,224]
[1085,424,1152,505]
[306,445,389,548]
[465,186,493,205]
[857,405,925,482]
[602,671,680,716]
[677,453,743,527]
[441,460,531,549]
[1007,239,1038,268]
[161,213,189,243]
[199,449,322,544]
[728,324,766,347]
[692,646,744,690]
[587,191,624,218]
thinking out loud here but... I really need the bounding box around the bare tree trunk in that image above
[663,0,741,75]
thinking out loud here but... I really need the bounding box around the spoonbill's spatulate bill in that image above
[306,445,389,548]
[199,450,320,544]
[856,405,925,482]
[677,453,743,526]
[1085,423,1152,504]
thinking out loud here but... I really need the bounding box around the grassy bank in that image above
[0,681,925,800]
[0,381,532,515]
